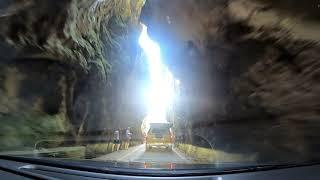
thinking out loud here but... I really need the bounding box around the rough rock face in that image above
[141,0,320,162]
[0,0,145,149]
[0,59,69,150]
[0,0,144,74]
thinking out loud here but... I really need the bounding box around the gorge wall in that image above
[141,0,320,162]
[1,0,320,164]
[0,0,145,150]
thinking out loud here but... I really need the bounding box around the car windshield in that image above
[0,0,320,173]
[151,128,168,134]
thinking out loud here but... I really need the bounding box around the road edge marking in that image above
[117,144,144,161]
[173,147,192,163]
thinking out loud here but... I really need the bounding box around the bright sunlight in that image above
[138,24,176,124]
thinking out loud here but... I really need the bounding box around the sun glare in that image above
[139,24,176,124]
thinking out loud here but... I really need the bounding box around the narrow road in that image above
[94,144,192,164]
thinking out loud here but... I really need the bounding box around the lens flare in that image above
[139,24,176,124]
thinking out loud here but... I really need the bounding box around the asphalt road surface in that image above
[94,144,192,164]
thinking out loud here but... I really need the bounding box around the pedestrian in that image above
[125,127,132,150]
[112,128,120,152]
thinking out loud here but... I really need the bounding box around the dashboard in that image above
[0,157,319,180]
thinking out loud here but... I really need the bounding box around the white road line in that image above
[172,147,192,163]
[117,144,144,161]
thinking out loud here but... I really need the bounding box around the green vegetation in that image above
[85,140,142,159]
[85,143,112,158]
[0,111,68,151]
[176,143,256,163]
[38,146,86,159]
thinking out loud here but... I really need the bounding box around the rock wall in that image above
[141,0,320,162]
[0,58,69,150]
[0,0,145,149]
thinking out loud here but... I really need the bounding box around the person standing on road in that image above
[112,128,120,152]
[125,127,132,150]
